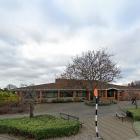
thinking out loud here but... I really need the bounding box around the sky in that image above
[0,0,140,88]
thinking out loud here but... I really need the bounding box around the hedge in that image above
[85,100,117,106]
[52,98,73,103]
[51,98,83,103]
[126,108,140,121]
[0,115,80,140]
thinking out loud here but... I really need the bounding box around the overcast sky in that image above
[0,0,140,88]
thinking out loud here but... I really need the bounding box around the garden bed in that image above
[0,114,80,140]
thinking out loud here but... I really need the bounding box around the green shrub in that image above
[126,108,140,121]
[0,91,19,106]
[52,98,73,103]
[73,97,82,102]
[0,115,80,140]
[85,100,111,106]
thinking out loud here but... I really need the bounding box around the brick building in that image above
[14,79,140,103]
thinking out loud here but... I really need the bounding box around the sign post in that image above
[94,88,99,138]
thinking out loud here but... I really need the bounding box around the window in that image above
[46,92,57,98]
[42,91,57,98]
[60,91,73,97]
[99,90,106,97]
[107,90,114,97]
[76,92,82,97]
[36,92,40,98]
[82,91,86,97]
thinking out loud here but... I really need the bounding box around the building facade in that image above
[15,79,140,103]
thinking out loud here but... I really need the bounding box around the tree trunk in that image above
[29,103,34,118]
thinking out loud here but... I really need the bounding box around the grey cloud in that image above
[0,0,20,11]
[0,44,68,87]
[110,26,140,83]
[113,28,140,63]
[0,32,24,46]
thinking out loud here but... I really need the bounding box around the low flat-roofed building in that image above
[14,79,140,103]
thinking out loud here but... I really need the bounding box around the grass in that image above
[134,121,140,135]
[126,107,140,137]
[126,108,140,121]
[0,114,80,140]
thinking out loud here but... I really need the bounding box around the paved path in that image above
[0,101,139,140]
[48,116,136,140]
[118,100,140,111]
[99,116,136,140]
[0,135,19,140]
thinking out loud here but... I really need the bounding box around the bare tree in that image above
[60,49,121,90]
[24,87,35,118]
[128,80,140,88]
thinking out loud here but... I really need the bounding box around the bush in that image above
[0,91,19,106]
[52,98,73,103]
[126,108,140,121]
[0,115,80,140]
[73,97,82,102]
[52,99,64,103]
[0,91,24,114]
[85,100,112,106]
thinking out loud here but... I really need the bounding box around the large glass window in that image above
[46,92,57,98]
[42,92,47,98]
[42,91,57,98]
[107,89,114,97]
[35,92,40,98]
[82,90,86,97]
[76,91,82,97]
[60,91,73,97]
[99,90,106,97]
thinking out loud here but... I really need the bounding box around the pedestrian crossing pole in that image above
[94,88,99,138]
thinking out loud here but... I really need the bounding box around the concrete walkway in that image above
[130,136,140,140]
[99,116,136,140]
[0,135,19,140]
[48,116,136,140]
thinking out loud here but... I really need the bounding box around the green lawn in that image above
[126,108,140,136]
[126,108,140,121]
[0,115,80,140]
[134,121,140,135]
